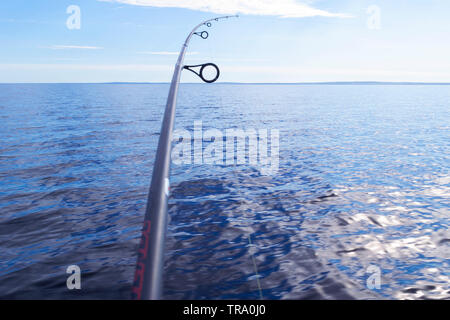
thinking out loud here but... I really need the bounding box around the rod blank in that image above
[131,15,238,300]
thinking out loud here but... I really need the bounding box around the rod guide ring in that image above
[183,63,220,83]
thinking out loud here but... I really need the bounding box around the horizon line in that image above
[1,81,450,85]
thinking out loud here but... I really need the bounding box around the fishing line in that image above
[230,171,264,300]
[248,234,264,300]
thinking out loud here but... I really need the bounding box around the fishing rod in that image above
[132,15,238,300]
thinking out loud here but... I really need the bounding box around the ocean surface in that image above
[0,83,448,300]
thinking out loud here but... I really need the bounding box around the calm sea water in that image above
[0,83,448,299]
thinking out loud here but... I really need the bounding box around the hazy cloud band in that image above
[99,0,350,18]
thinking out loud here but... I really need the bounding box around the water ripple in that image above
[0,83,448,299]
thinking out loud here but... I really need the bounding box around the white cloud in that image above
[1,64,449,83]
[0,64,173,83]
[48,45,104,50]
[221,65,450,82]
[0,64,171,71]
[99,0,349,18]
[137,51,199,55]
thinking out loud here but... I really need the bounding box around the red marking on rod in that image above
[132,220,152,300]
[132,262,145,300]
[139,220,151,259]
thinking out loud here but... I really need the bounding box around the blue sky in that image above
[1,0,449,83]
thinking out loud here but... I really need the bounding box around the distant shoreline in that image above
[1,81,450,85]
